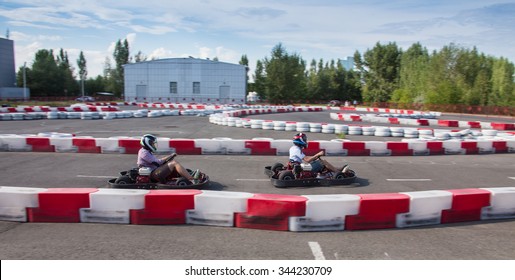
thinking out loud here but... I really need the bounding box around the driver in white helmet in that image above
[137,134,200,184]
[289,132,349,176]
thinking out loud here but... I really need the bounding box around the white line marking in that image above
[308,242,326,260]
[387,179,432,182]
[509,177,515,180]
[77,175,115,178]
[235,179,270,181]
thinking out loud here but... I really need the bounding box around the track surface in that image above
[1,109,514,260]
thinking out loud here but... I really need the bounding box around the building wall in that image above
[0,38,16,88]
[124,58,247,103]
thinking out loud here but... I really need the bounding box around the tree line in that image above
[17,40,515,108]
[16,39,130,98]
[253,43,514,107]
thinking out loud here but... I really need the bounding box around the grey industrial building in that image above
[123,58,247,104]
[0,37,28,100]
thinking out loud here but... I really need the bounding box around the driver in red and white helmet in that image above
[289,132,349,174]
[137,134,200,184]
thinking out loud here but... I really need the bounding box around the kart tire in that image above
[115,175,133,184]
[176,177,192,186]
[278,171,295,181]
[271,163,284,173]
[333,172,346,180]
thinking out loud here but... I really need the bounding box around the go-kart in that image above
[264,156,357,188]
[108,153,209,189]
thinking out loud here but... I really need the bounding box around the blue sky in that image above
[1,0,515,78]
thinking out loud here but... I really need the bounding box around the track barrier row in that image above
[1,186,513,231]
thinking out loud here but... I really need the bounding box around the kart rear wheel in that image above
[278,170,295,181]
[115,175,133,184]
[271,163,284,173]
[176,177,192,186]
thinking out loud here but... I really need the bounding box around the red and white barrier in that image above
[186,190,254,227]
[80,189,149,224]
[1,187,514,231]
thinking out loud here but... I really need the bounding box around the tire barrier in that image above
[331,112,515,131]
[1,134,514,156]
[1,186,514,232]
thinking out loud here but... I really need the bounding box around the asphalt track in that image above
[0,109,514,260]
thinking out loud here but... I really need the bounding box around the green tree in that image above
[30,49,60,97]
[239,54,250,96]
[77,51,88,97]
[57,48,79,97]
[262,43,307,104]
[253,59,266,100]
[491,57,515,106]
[111,39,130,97]
[392,42,430,105]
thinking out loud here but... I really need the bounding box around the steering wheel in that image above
[164,153,177,163]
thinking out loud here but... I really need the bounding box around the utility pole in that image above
[23,62,27,101]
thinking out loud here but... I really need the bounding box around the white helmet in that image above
[140,134,157,153]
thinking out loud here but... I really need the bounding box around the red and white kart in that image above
[264,155,356,188]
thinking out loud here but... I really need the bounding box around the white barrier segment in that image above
[365,141,390,156]
[1,135,32,151]
[475,140,495,154]
[96,137,123,153]
[290,194,360,232]
[397,190,453,228]
[402,139,430,156]
[195,139,225,154]
[270,139,292,155]
[186,190,254,227]
[480,187,515,220]
[223,139,250,154]
[317,140,346,156]
[443,140,464,154]
[155,137,173,154]
[49,137,78,152]
[506,139,515,152]
[80,189,149,224]
[0,186,47,222]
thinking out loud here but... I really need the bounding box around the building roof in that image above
[123,57,244,68]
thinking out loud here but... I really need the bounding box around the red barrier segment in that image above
[461,142,479,154]
[235,194,307,231]
[492,141,508,153]
[468,121,481,128]
[441,189,491,223]
[170,139,202,155]
[417,119,429,126]
[27,188,98,223]
[118,139,141,154]
[491,123,515,131]
[388,117,400,124]
[345,193,410,230]
[426,141,445,155]
[131,190,202,225]
[26,137,55,152]
[304,141,322,156]
[343,142,370,156]
[72,138,101,153]
[438,120,459,127]
[386,142,413,156]
[245,140,277,155]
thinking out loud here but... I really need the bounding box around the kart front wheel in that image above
[271,163,284,173]
[278,171,295,181]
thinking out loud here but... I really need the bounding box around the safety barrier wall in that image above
[2,134,514,156]
[1,186,514,232]
[331,112,515,131]
[1,134,515,156]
